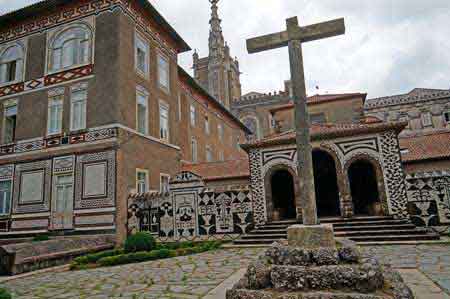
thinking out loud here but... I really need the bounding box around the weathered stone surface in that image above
[311,248,339,265]
[226,289,390,299]
[247,259,272,290]
[271,265,308,291]
[270,264,384,293]
[338,245,360,264]
[287,224,336,249]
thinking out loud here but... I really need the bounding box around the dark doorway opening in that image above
[348,160,381,216]
[270,170,297,220]
[313,150,341,217]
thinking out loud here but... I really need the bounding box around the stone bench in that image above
[0,235,115,275]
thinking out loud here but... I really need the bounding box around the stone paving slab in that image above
[1,245,450,299]
[398,269,450,299]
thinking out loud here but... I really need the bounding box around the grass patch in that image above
[70,240,221,270]
[0,288,11,299]
[33,234,50,242]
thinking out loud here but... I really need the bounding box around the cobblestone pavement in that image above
[1,245,450,299]
[362,244,450,296]
[2,248,262,299]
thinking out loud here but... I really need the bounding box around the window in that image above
[191,138,198,163]
[0,181,12,215]
[159,101,169,141]
[20,171,44,203]
[206,146,213,162]
[160,174,170,193]
[218,123,224,142]
[49,25,92,72]
[136,170,149,193]
[135,32,149,76]
[444,111,450,124]
[158,54,170,90]
[205,116,210,135]
[0,44,24,85]
[421,112,432,127]
[71,85,87,131]
[310,113,326,124]
[219,150,224,162]
[136,88,149,135]
[47,95,63,135]
[3,102,17,144]
[190,104,196,127]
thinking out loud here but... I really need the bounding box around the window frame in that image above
[218,123,224,142]
[136,169,149,194]
[157,52,170,92]
[47,93,64,136]
[160,173,171,193]
[159,100,170,141]
[0,179,12,216]
[0,42,26,87]
[206,145,213,162]
[191,137,198,163]
[134,31,150,78]
[70,83,88,132]
[47,23,94,75]
[444,111,450,124]
[136,86,149,135]
[2,99,18,144]
[190,104,196,127]
[204,115,210,135]
[421,111,433,127]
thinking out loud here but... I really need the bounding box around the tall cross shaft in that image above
[247,17,345,225]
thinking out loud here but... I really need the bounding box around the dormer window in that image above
[0,44,25,85]
[49,24,92,73]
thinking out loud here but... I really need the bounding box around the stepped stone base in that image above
[226,237,413,299]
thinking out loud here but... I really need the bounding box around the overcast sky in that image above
[1,0,450,98]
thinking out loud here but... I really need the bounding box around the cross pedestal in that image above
[287,224,336,249]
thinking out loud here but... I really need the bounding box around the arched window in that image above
[49,25,92,72]
[0,44,24,84]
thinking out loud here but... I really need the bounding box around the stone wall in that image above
[405,171,450,226]
[127,172,253,242]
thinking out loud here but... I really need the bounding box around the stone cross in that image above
[247,17,345,225]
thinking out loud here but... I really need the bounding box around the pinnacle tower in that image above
[193,0,242,108]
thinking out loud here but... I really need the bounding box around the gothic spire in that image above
[208,0,225,58]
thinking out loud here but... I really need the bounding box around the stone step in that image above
[233,238,283,245]
[332,220,410,227]
[242,233,286,239]
[267,216,395,226]
[333,224,416,232]
[334,229,430,237]
[346,233,440,242]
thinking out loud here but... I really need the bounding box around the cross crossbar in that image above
[247,18,345,54]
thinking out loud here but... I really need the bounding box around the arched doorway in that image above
[348,159,383,216]
[313,150,341,217]
[266,168,297,220]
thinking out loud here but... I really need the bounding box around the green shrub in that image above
[124,232,156,253]
[0,288,11,299]
[33,234,50,242]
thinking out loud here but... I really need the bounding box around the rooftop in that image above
[269,93,367,113]
[242,121,406,149]
[400,130,450,163]
[182,159,250,181]
[365,88,450,110]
